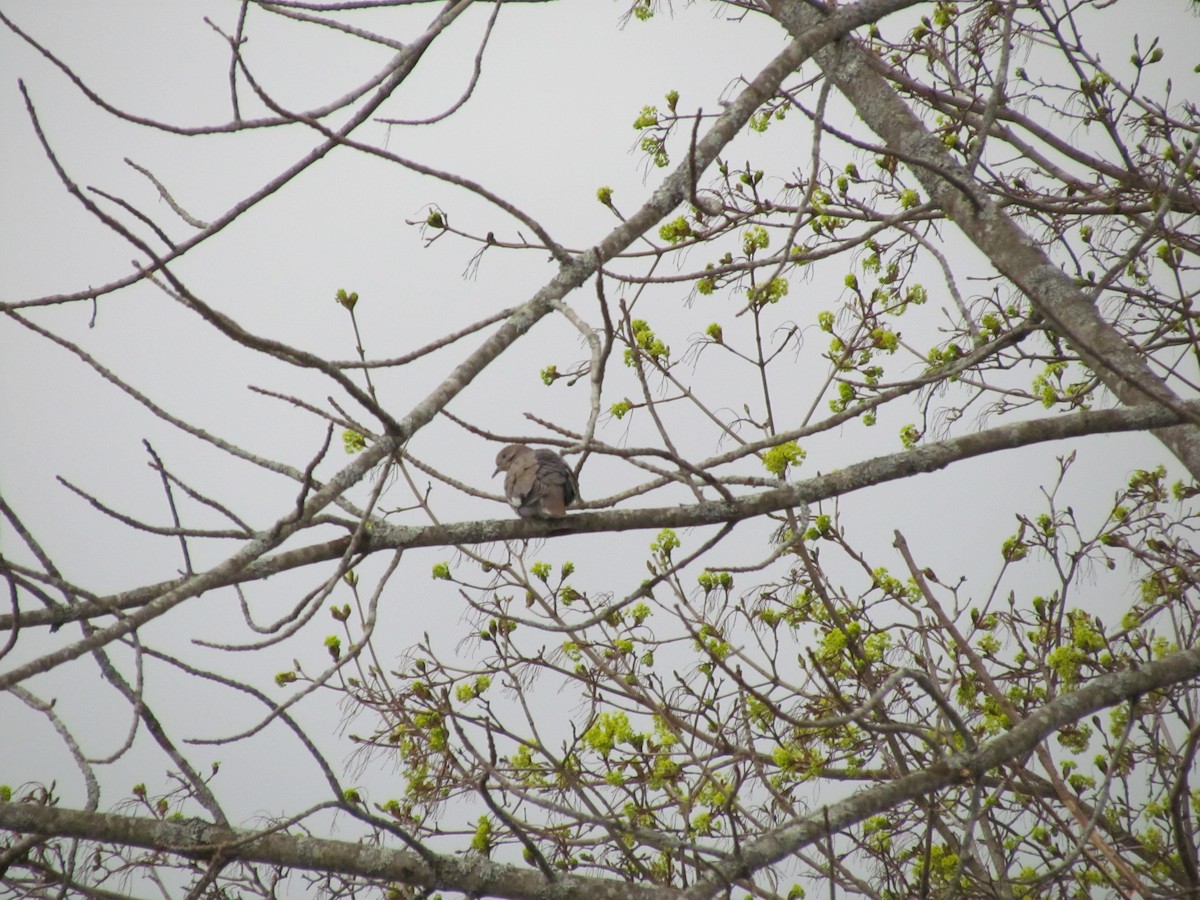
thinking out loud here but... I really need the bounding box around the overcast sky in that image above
[2,0,1194,870]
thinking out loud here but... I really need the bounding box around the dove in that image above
[493,444,580,519]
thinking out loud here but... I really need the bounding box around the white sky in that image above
[1,0,1196,887]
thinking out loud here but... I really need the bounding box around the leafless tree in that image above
[2,1,1199,897]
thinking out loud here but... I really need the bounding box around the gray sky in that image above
[0,0,803,825]
[1,0,1195,884]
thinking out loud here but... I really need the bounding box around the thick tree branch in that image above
[770,0,1200,478]
[4,399,1194,632]
[6,642,1199,900]
[0,803,676,900]
[684,643,1200,897]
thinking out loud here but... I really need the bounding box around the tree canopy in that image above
[2,1,1199,898]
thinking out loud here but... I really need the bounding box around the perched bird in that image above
[493,444,580,519]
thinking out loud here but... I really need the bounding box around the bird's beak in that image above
[492,467,501,478]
